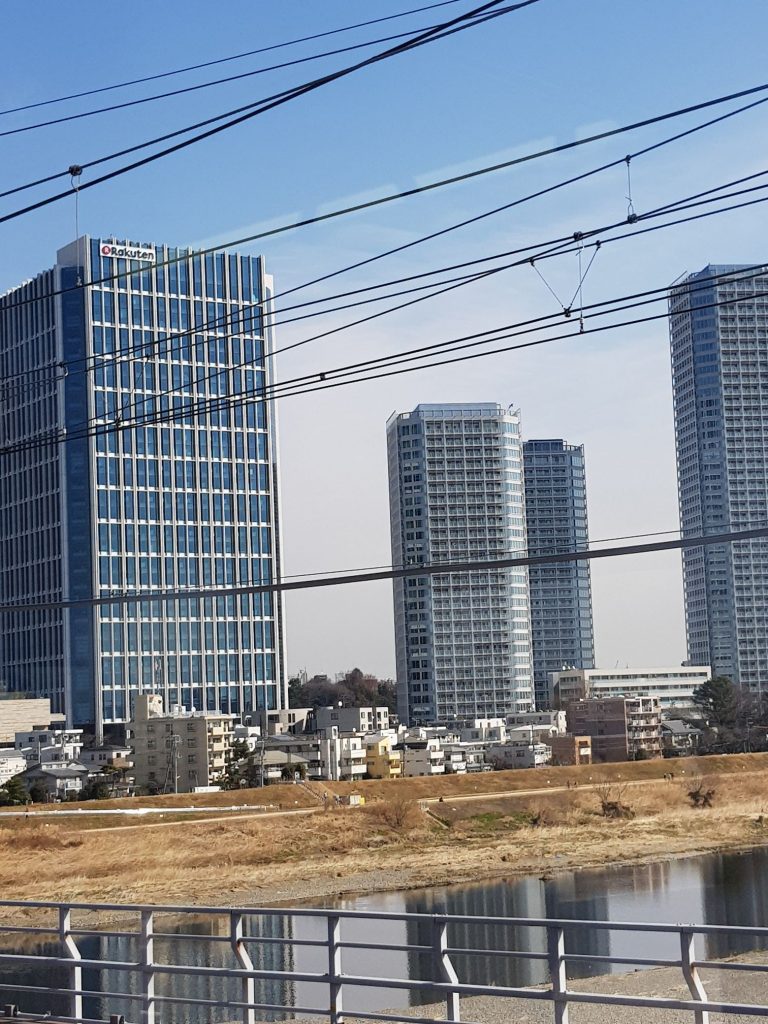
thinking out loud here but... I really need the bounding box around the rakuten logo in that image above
[100,243,156,263]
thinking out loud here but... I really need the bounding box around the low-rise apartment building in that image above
[365,736,403,779]
[566,696,662,762]
[551,667,710,713]
[399,738,445,777]
[0,749,26,785]
[486,740,552,769]
[128,694,234,794]
[15,727,84,765]
[314,706,390,734]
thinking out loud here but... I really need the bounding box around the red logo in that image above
[100,245,112,256]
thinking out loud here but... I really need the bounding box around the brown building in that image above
[0,697,65,745]
[550,734,592,766]
[566,697,662,762]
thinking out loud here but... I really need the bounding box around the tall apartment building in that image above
[669,265,768,691]
[523,439,595,708]
[387,403,533,725]
[0,236,287,733]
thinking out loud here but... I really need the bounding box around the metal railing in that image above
[0,898,768,1023]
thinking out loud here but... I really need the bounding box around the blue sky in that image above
[3,0,768,677]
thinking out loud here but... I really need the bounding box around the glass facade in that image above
[0,236,287,730]
[523,439,594,709]
[669,265,768,691]
[387,403,533,725]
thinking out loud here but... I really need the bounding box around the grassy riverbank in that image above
[3,753,768,911]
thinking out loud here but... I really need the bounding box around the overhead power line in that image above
[0,25,461,140]
[0,81,764,305]
[3,263,766,459]
[0,0,535,223]
[3,161,762,410]
[1,525,766,615]
[0,0,468,118]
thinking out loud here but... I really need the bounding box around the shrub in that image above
[595,781,635,819]
[686,774,716,808]
[364,797,424,831]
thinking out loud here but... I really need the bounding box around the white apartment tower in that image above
[387,403,533,725]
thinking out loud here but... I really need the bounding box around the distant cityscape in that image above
[1,245,767,796]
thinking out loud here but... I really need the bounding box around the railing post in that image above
[231,912,256,1024]
[58,906,82,1023]
[680,928,709,1024]
[327,914,343,1024]
[431,915,460,1022]
[546,925,569,1024]
[140,910,155,1024]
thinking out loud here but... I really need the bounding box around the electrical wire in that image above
[3,262,766,458]
[0,25,463,140]
[1,82,765,304]
[2,175,763,416]
[3,89,766,404]
[1,525,766,615]
[0,0,534,224]
[0,0,469,118]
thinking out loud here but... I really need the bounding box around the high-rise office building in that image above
[523,439,594,708]
[669,264,768,691]
[387,403,533,725]
[0,236,287,732]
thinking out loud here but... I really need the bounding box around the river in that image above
[4,846,768,1022]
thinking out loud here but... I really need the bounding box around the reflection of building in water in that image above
[702,849,768,959]
[0,941,70,1020]
[95,912,295,1024]
[401,873,615,997]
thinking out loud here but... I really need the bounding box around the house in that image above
[17,763,90,800]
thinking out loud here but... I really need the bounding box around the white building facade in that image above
[550,666,711,712]
[387,404,533,726]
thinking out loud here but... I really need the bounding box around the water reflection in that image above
[3,847,768,1023]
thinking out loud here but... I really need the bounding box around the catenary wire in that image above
[2,190,766,415]
[2,90,765,399]
[3,262,766,458]
[0,24,476,140]
[0,0,469,118]
[222,522,766,583]
[0,82,765,304]
[74,174,768,420]
[3,180,765,428]
[0,0,533,223]
[3,173,764,416]
[1,526,766,615]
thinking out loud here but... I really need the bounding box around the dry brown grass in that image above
[362,796,425,831]
[2,756,768,915]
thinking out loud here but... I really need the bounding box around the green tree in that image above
[692,676,738,730]
[81,779,111,801]
[0,775,27,806]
